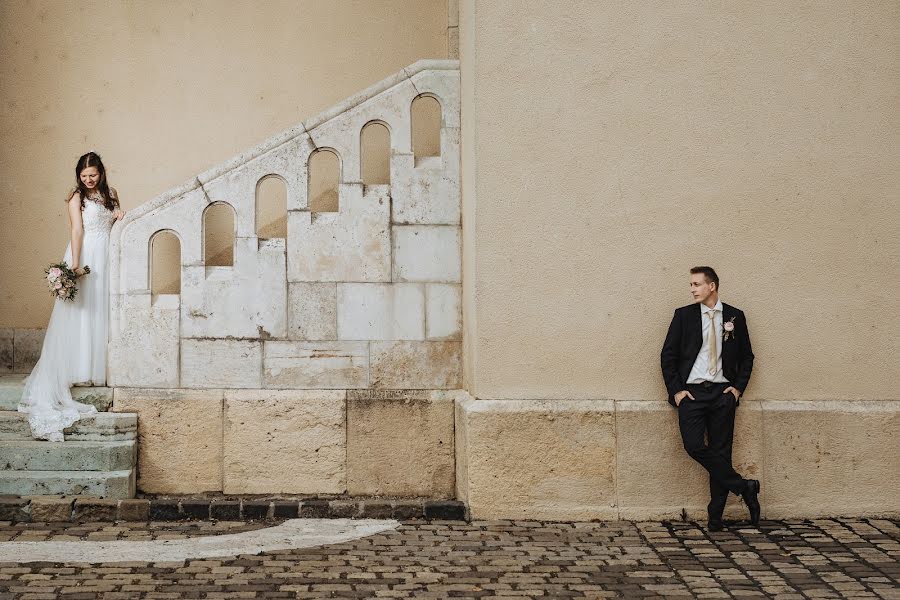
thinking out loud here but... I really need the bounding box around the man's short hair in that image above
[690,266,719,290]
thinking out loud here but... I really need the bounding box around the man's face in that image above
[690,273,716,304]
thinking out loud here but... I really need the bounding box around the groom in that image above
[660,266,760,531]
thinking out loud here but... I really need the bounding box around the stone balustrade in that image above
[108,60,461,389]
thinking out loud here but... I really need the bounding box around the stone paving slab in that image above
[0,519,399,563]
[0,518,896,598]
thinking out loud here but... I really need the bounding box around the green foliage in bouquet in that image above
[44,262,90,302]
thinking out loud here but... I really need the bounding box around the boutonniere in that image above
[723,317,736,341]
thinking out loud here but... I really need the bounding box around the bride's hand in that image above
[74,267,87,277]
[113,209,126,221]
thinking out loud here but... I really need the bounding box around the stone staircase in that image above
[0,375,137,498]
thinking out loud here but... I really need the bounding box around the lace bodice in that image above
[82,195,116,235]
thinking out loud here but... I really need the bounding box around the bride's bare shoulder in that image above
[65,188,80,203]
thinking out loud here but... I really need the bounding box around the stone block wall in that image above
[108,60,461,391]
[455,397,900,521]
[113,388,457,497]
[112,387,899,519]
[0,328,46,374]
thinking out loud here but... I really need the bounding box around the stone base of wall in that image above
[0,495,466,523]
[112,388,898,521]
[0,328,46,374]
[456,397,900,521]
[113,388,457,498]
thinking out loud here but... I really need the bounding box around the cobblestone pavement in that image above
[0,521,268,543]
[0,518,897,599]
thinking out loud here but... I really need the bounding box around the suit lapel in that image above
[721,302,734,362]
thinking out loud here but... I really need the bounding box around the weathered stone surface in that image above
[113,388,224,494]
[457,398,618,521]
[73,497,118,522]
[287,184,390,282]
[0,375,27,411]
[425,283,461,340]
[241,500,271,521]
[615,400,763,521]
[13,329,45,373]
[347,389,429,401]
[148,499,180,521]
[71,387,115,412]
[305,78,419,179]
[118,185,208,293]
[108,296,179,388]
[337,283,425,340]
[347,390,455,496]
[181,238,287,339]
[200,133,315,222]
[0,376,114,412]
[28,496,74,522]
[392,225,461,282]
[263,341,368,389]
[0,471,134,499]
[762,400,900,518]
[288,282,337,340]
[390,154,460,225]
[181,339,262,388]
[409,68,461,128]
[210,500,240,521]
[223,390,346,494]
[390,124,460,227]
[0,496,30,521]
[424,500,466,520]
[118,498,150,521]
[0,329,13,373]
[0,440,136,472]
[370,341,461,389]
[64,411,136,441]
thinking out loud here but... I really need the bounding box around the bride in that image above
[18,152,125,441]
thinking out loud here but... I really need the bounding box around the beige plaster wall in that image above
[461,1,900,401]
[0,0,447,328]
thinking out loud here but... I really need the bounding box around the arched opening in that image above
[308,148,340,213]
[256,175,287,239]
[411,95,442,165]
[361,121,391,186]
[150,230,181,295]
[204,202,235,266]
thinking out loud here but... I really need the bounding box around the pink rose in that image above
[54,282,62,290]
[723,321,735,332]
[49,267,61,278]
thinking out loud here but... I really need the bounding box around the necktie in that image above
[708,310,718,376]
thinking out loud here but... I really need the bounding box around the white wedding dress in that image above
[18,195,115,441]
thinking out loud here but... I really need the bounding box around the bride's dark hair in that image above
[71,152,118,211]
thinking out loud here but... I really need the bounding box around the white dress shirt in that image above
[687,300,730,384]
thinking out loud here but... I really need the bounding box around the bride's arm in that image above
[110,187,125,220]
[67,194,85,274]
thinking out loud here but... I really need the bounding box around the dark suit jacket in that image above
[660,302,754,407]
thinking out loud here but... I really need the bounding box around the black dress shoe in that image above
[707,519,724,532]
[741,479,761,525]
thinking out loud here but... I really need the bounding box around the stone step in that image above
[0,469,135,499]
[0,410,136,441]
[0,440,136,471]
[0,375,113,412]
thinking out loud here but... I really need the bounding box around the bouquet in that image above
[45,262,90,302]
